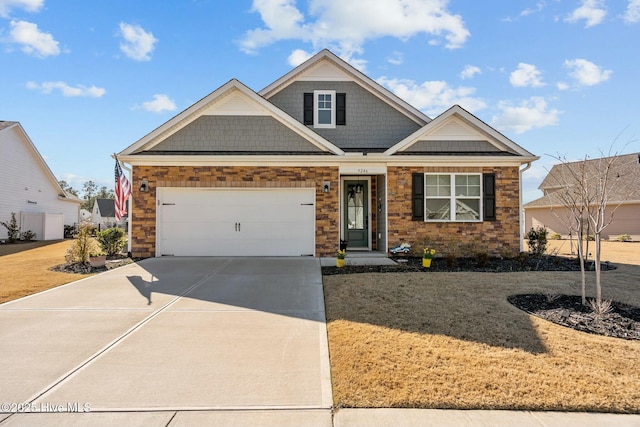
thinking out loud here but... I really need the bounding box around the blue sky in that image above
[1,0,638,202]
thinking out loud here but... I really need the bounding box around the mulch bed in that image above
[322,254,615,275]
[509,294,640,341]
[50,256,134,274]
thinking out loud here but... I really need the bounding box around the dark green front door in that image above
[344,180,368,248]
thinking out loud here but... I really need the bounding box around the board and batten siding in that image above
[0,125,79,240]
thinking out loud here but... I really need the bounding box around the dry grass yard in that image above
[324,241,640,413]
[0,240,93,304]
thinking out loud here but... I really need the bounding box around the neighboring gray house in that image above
[0,121,81,240]
[524,153,640,241]
[92,198,127,230]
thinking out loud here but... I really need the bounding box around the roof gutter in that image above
[519,161,532,252]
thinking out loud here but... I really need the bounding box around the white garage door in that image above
[157,188,315,257]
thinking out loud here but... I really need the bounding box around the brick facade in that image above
[131,165,339,258]
[386,166,521,256]
[130,164,521,258]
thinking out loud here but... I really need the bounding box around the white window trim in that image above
[424,173,483,222]
[314,90,336,129]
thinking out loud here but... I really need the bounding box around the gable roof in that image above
[384,105,537,159]
[525,152,640,207]
[95,198,115,217]
[0,121,81,204]
[118,79,344,157]
[258,49,431,127]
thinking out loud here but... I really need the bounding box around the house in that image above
[0,121,81,240]
[524,153,640,241]
[117,50,538,258]
[91,198,127,230]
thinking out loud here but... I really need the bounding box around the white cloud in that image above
[556,82,569,91]
[240,0,470,61]
[378,77,487,116]
[565,0,606,27]
[141,94,176,113]
[491,97,561,134]
[0,0,43,17]
[460,65,481,80]
[509,63,545,88]
[624,0,640,23]
[521,2,545,17]
[387,51,403,66]
[564,58,612,86]
[287,48,314,66]
[9,20,59,57]
[118,22,157,61]
[26,81,106,97]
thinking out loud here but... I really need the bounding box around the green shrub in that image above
[1,212,20,243]
[65,224,98,264]
[549,232,562,240]
[617,234,632,242]
[527,226,548,257]
[96,227,127,256]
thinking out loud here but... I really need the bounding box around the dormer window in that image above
[304,91,346,128]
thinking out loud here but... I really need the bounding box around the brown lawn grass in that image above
[0,240,93,304]
[324,241,640,413]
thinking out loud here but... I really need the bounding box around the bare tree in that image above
[546,144,634,306]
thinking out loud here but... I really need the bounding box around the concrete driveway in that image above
[0,258,332,426]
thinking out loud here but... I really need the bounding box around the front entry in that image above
[343,180,369,249]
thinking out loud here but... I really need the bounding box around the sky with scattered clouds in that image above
[0,0,638,202]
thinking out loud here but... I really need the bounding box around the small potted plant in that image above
[336,249,346,268]
[88,251,107,268]
[423,248,436,268]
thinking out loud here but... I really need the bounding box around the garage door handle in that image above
[235,222,241,232]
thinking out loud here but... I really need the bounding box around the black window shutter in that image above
[336,93,346,125]
[303,93,313,125]
[483,173,496,221]
[412,173,424,221]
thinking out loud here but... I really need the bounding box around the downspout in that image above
[519,162,532,252]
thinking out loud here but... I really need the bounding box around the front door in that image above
[343,180,368,249]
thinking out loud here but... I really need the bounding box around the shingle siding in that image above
[268,81,421,151]
[150,116,323,153]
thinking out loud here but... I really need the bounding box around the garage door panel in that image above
[158,188,315,257]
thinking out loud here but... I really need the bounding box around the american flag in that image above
[114,160,131,221]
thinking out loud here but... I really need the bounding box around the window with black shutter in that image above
[303,93,313,125]
[483,173,496,221]
[336,93,346,125]
[412,173,424,221]
[303,92,346,127]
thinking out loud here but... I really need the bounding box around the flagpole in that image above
[113,154,133,256]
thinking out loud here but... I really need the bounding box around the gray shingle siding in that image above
[268,81,421,152]
[149,116,323,153]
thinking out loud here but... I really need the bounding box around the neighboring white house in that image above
[0,121,81,241]
[92,198,127,230]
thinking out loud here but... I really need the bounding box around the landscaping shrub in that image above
[1,212,20,243]
[64,224,77,239]
[549,232,562,240]
[96,227,127,256]
[20,230,36,241]
[527,226,548,257]
[617,234,632,242]
[65,224,98,264]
